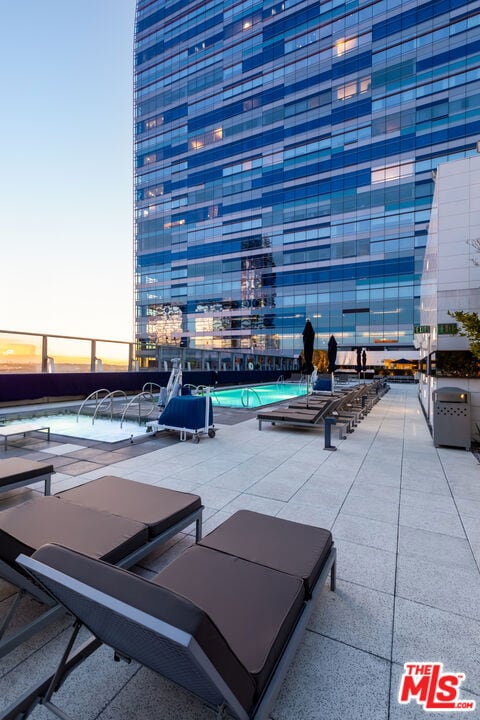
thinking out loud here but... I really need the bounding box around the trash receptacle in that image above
[432,387,471,450]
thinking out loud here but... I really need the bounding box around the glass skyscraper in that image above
[134,0,480,358]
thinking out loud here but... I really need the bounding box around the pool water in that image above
[4,414,150,443]
[4,383,308,439]
[211,382,308,408]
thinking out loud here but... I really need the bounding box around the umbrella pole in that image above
[331,371,335,395]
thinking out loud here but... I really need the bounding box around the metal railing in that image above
[0,329,133,374]
[241,387,263,408]
[92,390,128,423]
[120,391,157,427]
[142,382,162,396]
[0,328,296,374]
[76,389,111,423]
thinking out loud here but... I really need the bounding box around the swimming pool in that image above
[210,382,308,409]
[2,414,150,443]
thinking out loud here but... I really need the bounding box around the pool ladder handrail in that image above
[209,387,220,405]
[183,383,200,395]
[76,388,111,424]
[92,390,128,424]
[142,382,162,397]
[241,387,262,408]
[120,391,157,427]
[189,384,220,408]
[276,375,285,384]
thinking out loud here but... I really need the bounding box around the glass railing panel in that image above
[46,337,92,373]
[0,332,43,373]
[95,341,130,372]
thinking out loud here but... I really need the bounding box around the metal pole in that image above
[90,340,96,373]
[324,417,337,451]
[41,336,48,373]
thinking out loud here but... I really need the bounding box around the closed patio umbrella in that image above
[302,319,315,375]
[327,335,337,374]
[327,335,337,394]
[362,349,367,382]
[356,347,362,374]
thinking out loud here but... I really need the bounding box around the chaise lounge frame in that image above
[0,481,203,659]
[0,458,55,497]
[2,538,336,720]
[257,396,352,437]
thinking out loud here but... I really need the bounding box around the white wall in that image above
[419,155,480,355]
[418,155,480,444]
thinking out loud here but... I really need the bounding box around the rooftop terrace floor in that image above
[0,383,479,719]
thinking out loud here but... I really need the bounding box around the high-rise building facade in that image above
[134,0,480,357]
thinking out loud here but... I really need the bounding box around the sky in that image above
[0,1,136,342]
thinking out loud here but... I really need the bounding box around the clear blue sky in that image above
[0,1,136,341]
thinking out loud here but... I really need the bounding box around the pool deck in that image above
[0,383,479,719]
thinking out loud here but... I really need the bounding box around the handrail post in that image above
[41,336,49,373]
[90,341,96,373]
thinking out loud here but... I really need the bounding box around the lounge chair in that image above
[0,458,54,496]
[257,396,350,434]
[5,510,336,720]
[297,385,372,425]
[310,386,368,425]
[256,398,333,430]
[0,475,202,658]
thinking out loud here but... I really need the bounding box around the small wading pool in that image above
[211,382,308,409]
[2,415,150,443]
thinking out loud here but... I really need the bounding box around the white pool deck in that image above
[1,383,479,719]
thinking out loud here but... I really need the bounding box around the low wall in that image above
[0,370,291,405]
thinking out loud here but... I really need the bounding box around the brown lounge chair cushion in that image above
[57,476,201,538]
[32,543,258,713]
[0,458,54,488]
[200,510,332,595]
[0,496,148,565]
[153,544,305,703]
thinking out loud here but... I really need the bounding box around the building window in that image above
[336,76,370,101]
[372,162,414,184]
[337,81,357,100]
[335,37,357,56]
[190,127,223,150]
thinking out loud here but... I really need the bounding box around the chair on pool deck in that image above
[257,396,351,435]
[5,510,336,720]
[0,475,203,659]
[290,387,367,428]
[0,458,54,497]
[256,398,332,429]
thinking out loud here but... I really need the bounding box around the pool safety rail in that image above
[75,367,184,428]
[76,388,158,427]
[241,387,263,408]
